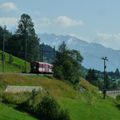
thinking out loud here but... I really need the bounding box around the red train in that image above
[30,61,53,74]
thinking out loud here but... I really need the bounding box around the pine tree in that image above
[115,68,120,77]
[86,69,98,86]
[15,13,40,61]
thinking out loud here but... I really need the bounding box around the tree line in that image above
[0,14,56,64]
[0,14,41,62]
[86,68,120,90]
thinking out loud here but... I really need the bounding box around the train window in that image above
[39,64,43,68]
[33,66,37,69]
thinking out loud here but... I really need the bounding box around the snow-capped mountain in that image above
[39,33,120,71]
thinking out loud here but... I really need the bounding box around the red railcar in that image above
[30,61,53,74]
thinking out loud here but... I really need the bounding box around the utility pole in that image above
[102,57,108,99]
[40,43,43,62]
[53,46,56,60]
[24,31,28,73]
[25,35,27,73]
[2,26,6,73]
[42,44,43,62]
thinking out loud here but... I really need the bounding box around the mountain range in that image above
[39,33,120,71]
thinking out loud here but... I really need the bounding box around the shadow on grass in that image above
[116,103,120,110]
[15,103,39,120]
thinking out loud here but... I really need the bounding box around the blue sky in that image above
[0,0,120,50]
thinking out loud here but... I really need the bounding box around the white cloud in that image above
[0,2,17,11]
[96,32,120,50]
[97,33,113,40]
[54,16,84,28]
[35,18,51,27]
[0,17,17,27]
[68,33,80,38]
[35,16,84,29]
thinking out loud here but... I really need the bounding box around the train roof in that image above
[32,61,53,66]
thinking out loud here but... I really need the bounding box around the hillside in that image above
[0,50,30,73]
[0,74,120,120]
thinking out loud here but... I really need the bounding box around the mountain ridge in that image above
[39,33,120,71]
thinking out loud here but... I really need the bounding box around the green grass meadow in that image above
[0,74,120,120]
[0,103,37,120]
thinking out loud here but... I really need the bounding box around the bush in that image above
[8,54,14,64]
[116,95,120,102]
[53,66,64,80]
[5,90,70,120]
[37,96,59,120]
[36,96,70,120]
[17,90,45,113]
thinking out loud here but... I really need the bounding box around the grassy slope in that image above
[0,103,37,120]
[0,74,120,120]
[0,74,76,98]
[60,98,120,120]
[0,50,30,73]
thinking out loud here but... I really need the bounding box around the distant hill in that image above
[40,33,120,71]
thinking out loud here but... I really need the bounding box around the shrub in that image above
[8,54,14,64]
[116,95,120,102]
[36,96,70,120]
[17,90,44,113]
[37,96,59,120]
[5,90,71,120]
